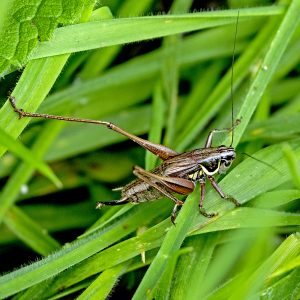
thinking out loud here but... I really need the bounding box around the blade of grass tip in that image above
[233,0,300,147]
[4,205,60,256]
[0,127,61,187]
[132,191,199,300]
[0,120,64,222]
[77,262,129,300]
[145,83,165,170]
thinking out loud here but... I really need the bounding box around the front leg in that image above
[205,120,240,148]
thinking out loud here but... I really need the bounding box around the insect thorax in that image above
[188,159,220,182]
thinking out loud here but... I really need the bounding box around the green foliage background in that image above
[0,0,300,299]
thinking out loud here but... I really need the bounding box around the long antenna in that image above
[230,10,240,147]
[242,152,281,174]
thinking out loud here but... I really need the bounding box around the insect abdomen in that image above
[122,179,162,203]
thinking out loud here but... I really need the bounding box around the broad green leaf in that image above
[0,0,93,75]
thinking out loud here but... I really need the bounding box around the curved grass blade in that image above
[0,127,61,187]
[31,7,283,59]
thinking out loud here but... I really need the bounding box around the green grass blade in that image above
[243,113,300,142]
[230,233,300,300]
[0,0,95,157]
[261,267,300,300]
[249,189,300,209]
[161,0,193,147]
[176,61,226,131]
[152,247,192,300]
[234,0,300,146]
[282,143,300,189]
[192,208,300,234]
[24,221,170,299]
[80,0,154,79]
[77,262,129,300]
[175,9,281,150]
[31,7,283,59]
[0,120,64,222]
[4,206,60,255]
[0,56,69,157]
[170,234,218,300]
[0,200,168,299]
[0,127,61,187]
[145,84,165,170]
[132,192,199,299]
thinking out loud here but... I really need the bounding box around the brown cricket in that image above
[9,96,240,223]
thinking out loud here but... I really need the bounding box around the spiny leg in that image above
[207,175,240,207]
[199,180,217,218]
[8,96,178,160]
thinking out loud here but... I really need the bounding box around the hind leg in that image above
[96,197,130,209]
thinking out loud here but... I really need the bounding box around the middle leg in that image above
[207,175,240,207]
